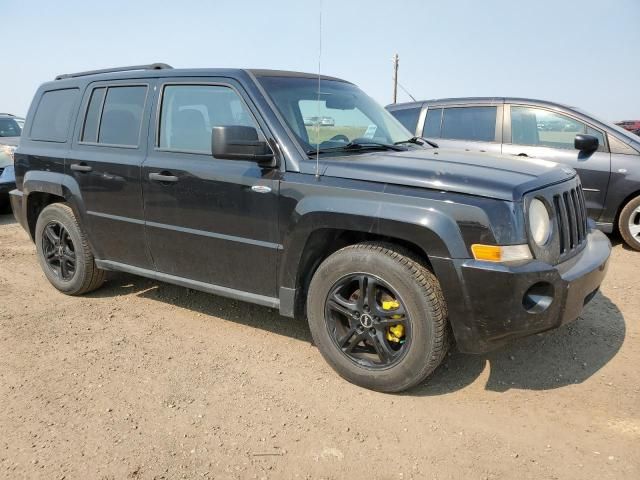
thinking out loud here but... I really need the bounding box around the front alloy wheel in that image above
[326,274,410,369]
[307,242,449,392]
[619,195,640,251]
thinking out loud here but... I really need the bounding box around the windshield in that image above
[257,76,413,154]
[0,117,22,137]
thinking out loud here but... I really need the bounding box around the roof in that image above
[387,97,577,111]
[50,63,349,84]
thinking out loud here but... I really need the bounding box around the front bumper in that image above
[0,181,15,196]
[432,229,611,353]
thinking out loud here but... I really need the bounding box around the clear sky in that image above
[2,0,639,121]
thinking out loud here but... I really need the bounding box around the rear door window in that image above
[389,107,421,134]
[97,86,147,146]
[440,106,497,142]
[30,88,79,142]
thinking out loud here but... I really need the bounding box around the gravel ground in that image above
[0,211,638,479]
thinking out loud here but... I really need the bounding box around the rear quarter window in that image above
[389,107,421,134]
[30,88,79,142]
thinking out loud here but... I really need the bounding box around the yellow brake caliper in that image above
[381,298,405,344]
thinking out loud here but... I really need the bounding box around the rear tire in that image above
[35,203,105,295]
[307,242,448,393]
[618,196,640,251]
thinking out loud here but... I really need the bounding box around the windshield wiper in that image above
[307,139,406,156]
[395,136,439,148]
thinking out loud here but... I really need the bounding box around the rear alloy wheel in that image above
[618,196,640,251]
[42,221,77,281]
[35,203,105,295]
[307,242,448,392]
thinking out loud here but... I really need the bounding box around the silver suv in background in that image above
[0,113,24,211]
[387,98,640,250]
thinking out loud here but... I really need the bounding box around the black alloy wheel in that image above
[41,221,77,280]
[325,273,411,369]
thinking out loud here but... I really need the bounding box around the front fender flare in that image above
[279,196,468,290]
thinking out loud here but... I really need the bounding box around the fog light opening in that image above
[523,282,554,314]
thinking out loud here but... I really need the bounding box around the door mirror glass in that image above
[211,125,274,163]
[574,134,599,152]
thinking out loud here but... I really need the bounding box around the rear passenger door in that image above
[420,104,503,154]
[69,80,154,269]
[502,104,611,218]
[141,79,280,298]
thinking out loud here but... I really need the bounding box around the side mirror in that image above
[574,134,599,152]
[211,125,274,164]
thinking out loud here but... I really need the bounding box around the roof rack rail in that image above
[55,63,173,80]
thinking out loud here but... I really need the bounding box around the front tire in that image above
[618,196,640,251]
[35,203,105,295]
[307,242,448,393]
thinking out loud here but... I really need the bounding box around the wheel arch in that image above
[278,206,467,318]
[23,171,86,241]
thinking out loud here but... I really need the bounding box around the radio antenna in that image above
[315,0,323,179]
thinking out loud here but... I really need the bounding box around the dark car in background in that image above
[387,98,640,250]
[0,113,24,211]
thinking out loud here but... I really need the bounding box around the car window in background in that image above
[30,88,79,142]
[97,86,147,146]
[511,106,605,150]
[441,106,497,142]
[159,84,257,153]
[423,108,443,138]
[390,107,421,134]
[0,118,22,137]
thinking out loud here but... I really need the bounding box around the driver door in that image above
[141,79,280,298]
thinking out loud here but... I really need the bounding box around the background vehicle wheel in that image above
[35,203,105,295]
[618,196,640,251]
[306,242,448,393]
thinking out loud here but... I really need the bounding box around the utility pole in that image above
[392,53,399,104]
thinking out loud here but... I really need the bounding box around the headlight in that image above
[1,144,16,162]
[529,198,551,246]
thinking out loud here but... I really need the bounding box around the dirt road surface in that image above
[0,212,638,479]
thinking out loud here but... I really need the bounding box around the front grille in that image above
[526,178,589,265]
[552,185,588,256]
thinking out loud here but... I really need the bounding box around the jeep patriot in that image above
[10,64,611,392]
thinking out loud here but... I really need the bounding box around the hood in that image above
[320,148,576,202]
[0,136,20,147]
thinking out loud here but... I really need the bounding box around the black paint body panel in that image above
[10,68,612,355]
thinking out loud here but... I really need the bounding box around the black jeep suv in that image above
[10,64,611,392]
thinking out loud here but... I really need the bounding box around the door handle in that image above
[149,172,179,183]
[517,153,529,157]
[70,163,93,172]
